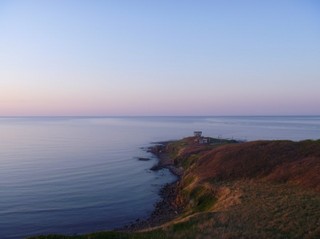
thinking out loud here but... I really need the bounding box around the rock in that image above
[137,157,151,161]
[150,164,163,171]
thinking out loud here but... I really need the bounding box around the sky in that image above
[0,0,319,116]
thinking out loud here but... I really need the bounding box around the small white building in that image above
[199,137,209,144]
[193,131,210,144]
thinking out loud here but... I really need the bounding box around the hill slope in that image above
[195,140,320,191]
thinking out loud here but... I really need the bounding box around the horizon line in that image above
[0,115,319,118]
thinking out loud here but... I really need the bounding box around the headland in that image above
[29,135,320,239]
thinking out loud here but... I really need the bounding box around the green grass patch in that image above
[171,220,195,232]
[190,186,205,198]
[188,186,217,212]
[181,174,195,187]
[28,230,169,239]
[195,193,217,212]
[181,154,198,169]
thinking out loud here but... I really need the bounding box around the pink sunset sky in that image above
[1,1,319,116]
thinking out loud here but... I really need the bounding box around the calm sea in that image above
[0,116,319,239]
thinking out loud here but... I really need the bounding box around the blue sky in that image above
[0,0,319,116]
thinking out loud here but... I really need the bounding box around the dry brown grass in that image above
[194,140,320,192]
[155,180,320,239]
[157,138,320,238]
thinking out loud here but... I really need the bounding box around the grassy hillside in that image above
[29,138,320,239]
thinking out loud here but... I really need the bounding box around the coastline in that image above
[122,141,183,231]
[125,137,320,237]
[28,137,320,238]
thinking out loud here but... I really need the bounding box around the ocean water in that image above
[0,116,319,239]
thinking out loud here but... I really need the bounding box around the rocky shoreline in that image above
[148,142,183,176]
[121,142,183,231]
